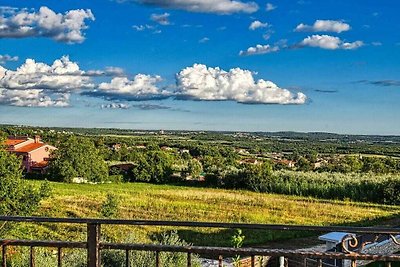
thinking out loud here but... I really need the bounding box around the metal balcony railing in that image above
[0,216,399,267]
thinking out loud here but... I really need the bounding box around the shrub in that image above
[100,193,119,218]
[383,179,400,205]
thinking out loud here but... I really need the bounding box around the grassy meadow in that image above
[6,180,399,247]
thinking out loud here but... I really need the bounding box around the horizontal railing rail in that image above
[0,216,399,267]
[1,216,400,235]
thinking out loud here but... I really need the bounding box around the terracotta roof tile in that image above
[5,139,27,146]
[14,143,45,153]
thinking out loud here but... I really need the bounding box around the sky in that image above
[0,0,399,135]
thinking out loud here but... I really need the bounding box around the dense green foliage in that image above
[48,136,108,182]
[130,150,174,183]
[100,193,119,217]
[216,170,400,205]
[0,148,50,217]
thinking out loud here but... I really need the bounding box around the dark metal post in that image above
[125,249,130,267]
[30,246,35,267]
[251,255,255,267]
[87,223,101,267]
[2,245,6,267]
[155,251,160,267]
[187,252,192,267]
[58,247,62,267]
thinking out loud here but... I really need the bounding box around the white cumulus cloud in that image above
[175,64,307,104]
[299,35,363,50]
[88,74,170,101]
[130,0,258,14]
[0,6,95,43]
[249,20,268,30]
[0,56,94,107]
[295,20,350,33]
[239,44,279,56]
[0,56,94,91]
[0,87,70,107]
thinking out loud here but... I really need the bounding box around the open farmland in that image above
[9,181,399,247]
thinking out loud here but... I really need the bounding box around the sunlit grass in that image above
[12,181,400,246]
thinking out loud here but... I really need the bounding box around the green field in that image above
[9,181,400,247]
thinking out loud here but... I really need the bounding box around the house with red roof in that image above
[4,136,56,173]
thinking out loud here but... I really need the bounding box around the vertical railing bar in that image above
[385,262,392,267]
[155,251,160,267]
[251,255,255,267]
[2,245,6,267]
[30,246,35,267]
[125,249,130,267]
[87,223,101,267]
[317,258,322,267]
[218,255,223,267]
[351,259,357,267]
[58,247,62,267]
[187,252,192,267]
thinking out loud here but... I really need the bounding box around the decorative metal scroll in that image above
[341,233,400,254]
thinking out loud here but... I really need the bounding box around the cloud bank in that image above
[0,6,94,43]
[175,64,307,104]
[0,57,308,107]
[129,0,259,14]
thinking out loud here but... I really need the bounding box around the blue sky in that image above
[0,0,399,134]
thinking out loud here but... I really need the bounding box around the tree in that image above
[131,150,173,183]
[187,159,202,178]
[243,162,273,192]
[296,156,313,172]
[48,136,109,182]
[0,145,50,225]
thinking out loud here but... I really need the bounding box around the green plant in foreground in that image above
[231,229,245,267]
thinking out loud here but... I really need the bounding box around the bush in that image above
[100,193,119,218]
[383,179,400,205]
